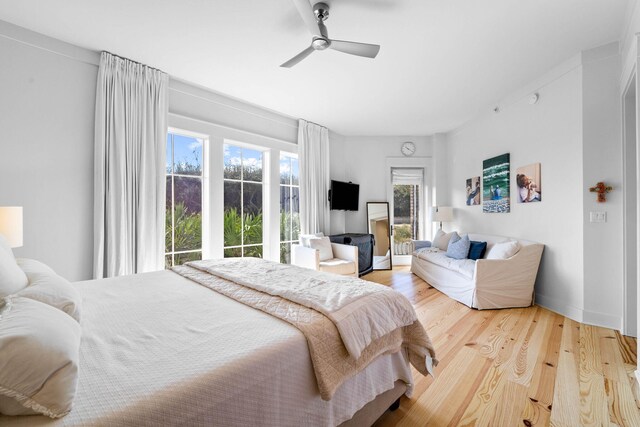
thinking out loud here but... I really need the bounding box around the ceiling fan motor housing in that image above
[314,2,330,21]
[312,36,330,50]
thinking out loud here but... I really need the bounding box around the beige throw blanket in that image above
[173,258,437,400]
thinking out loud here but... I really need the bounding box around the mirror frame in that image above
[366,202,392,271]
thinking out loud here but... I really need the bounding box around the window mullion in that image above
[240,148,244,258]
[171,135,176,267]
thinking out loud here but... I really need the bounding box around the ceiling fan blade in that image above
[329,39,380,58]
[292,0,322,36]
[280,45,315,68]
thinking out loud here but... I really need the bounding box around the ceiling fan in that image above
[281,0,381,68]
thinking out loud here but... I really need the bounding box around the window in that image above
[165,132,204,268]
[223,144,263,258]
[279,154,300,263]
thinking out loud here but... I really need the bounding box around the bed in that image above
[0,258,436,427]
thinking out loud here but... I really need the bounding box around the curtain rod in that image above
[101,50,164,73]
[300,118,328,130]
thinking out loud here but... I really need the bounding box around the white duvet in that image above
[0,270,413,427]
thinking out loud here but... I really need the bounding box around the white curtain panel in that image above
[93,52,169,278]
[298,119,331,235]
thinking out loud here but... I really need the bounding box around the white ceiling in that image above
[0,0,630,135]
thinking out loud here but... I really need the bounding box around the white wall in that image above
[0,19,299,280]
[445,44,623,329]
[329,136,434,235]
[581,43,623,328]
[446,56,586,320]
[169,79,297,144]
[433,133,450,206]
[329,132,347,235]
[0,21,99,281]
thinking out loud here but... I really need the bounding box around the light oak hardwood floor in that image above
[365,266,640,427]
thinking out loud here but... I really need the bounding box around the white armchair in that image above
[292,234,359,277]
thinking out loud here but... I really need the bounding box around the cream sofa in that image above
[411,233,544,309]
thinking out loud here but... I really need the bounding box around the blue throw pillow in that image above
[468,241,488,260]
[446,233,470,260]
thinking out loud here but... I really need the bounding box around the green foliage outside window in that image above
[166,202,202,253]
[394,224,413,244]
[223,208,263,250]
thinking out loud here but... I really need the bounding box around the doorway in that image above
[623,71,637,338]
[390,168,424,265]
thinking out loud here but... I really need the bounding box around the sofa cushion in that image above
[319,258,356,276]
[417,249,475,280]
[446,233,470,260]
[414,247,439,258]
[432,229,455,251]
[486,241,520,260]
[468,241,488,260]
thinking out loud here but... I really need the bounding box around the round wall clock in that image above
[401,141,416,157]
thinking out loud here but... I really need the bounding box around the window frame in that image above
[167,112,298,264]
[279,152,300,264]
[222,141,267,258]
[165,128,209,268]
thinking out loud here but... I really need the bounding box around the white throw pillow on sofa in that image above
[15,259,82,322]
[0,235,28,297]
[309,236,334,261]
[0,296,81,418]
[433,229,455,251]
[486,241,520,260]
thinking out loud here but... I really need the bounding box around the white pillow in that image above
[15,259,82,322]
[486,241,520,260]
[0,235,28,297]
[300,233,324,247]
[0,296,81,418]
[432,229,455,251]
[309,236,334,261]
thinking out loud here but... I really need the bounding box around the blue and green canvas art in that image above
[482,153,510,213]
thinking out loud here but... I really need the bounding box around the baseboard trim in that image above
[534,293,584,323]
[535,293,623,330]
[582,309,623,331]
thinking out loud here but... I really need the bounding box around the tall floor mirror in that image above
[367,202,392,270]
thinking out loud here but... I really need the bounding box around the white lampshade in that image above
[0,207,23,248]
[431,206,453,223]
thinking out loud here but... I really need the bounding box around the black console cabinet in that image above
[328,233,375,276]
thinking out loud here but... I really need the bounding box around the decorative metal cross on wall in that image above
[589,182,612,202]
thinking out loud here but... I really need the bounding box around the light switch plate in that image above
[589,211,607,223]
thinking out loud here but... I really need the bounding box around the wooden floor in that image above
[363,267,640,427]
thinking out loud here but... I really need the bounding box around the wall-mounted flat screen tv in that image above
[329,180,359,211]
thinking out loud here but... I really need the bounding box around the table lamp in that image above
[431,206,453,229]
[0,207,23,247]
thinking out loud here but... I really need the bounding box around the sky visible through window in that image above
[166,134,203,175]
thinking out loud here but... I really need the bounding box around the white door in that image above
[623,71,638,337]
